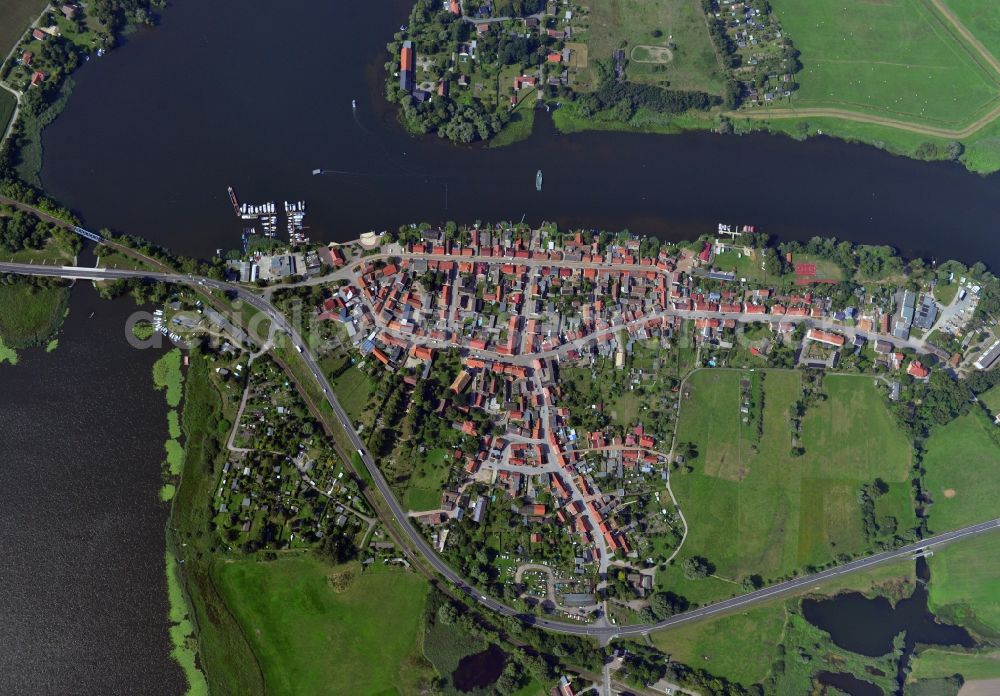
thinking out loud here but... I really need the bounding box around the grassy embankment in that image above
[14,75,75,186]
[663,370,914,604]
[490,97,536,148]
[214,556,430,695]
[0,279,70,363]
[732,0,1000,172]
[156,349,208,694]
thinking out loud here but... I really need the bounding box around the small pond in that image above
[816,671,883,696]
[452,644,506,692]
[803,559,975,695]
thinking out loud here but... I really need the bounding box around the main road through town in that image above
[4,260,1000,642]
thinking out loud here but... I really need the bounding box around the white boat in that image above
[352,99,357,109]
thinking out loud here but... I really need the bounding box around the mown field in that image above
[214,556,430,696]
[909,647,1000,682]
[922,407,1000,532]
[652,602,786,686]
[580,0,724,94]
[767,0,1000,127]
[329,361,373,424]
[664,370,914,603]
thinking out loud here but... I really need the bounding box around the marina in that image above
[284,200,309,245]
[39,0,1000,277]
[229,187,309,247]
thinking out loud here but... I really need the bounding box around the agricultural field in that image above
[926,533,1000,640]
[663,370,914,604]
[0,89,14,138]
[580,0,725,94]
[214,556,430,696]
[922,408,1000,532]
[909,647,1000,682]
[0,0,45,56]
[766,0,1000,128]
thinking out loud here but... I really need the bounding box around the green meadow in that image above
[214,556,430,696]
[768,0,1000,128]
[922,407,1000,532]
[664,370,913,604]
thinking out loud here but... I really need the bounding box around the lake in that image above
[18,0,1000,691]
[40,0,1000,269]
[0,285,184,694]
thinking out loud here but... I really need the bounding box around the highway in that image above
[5,260,1000,641]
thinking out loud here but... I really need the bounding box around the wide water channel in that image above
[39,0,1000,268]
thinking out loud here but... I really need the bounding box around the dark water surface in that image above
[0,286,183,694]
[452,643,506,692]
[816,671,884,696]
[803,559,974,695]
[41,0,1000,266]
[19,0,1000,691]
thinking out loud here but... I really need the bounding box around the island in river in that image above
[386,0,1000,173]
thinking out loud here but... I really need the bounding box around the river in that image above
[0,285,184,694]
[15,0,1000,691]
[39,0,1000,268]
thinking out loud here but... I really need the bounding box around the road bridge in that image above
[1,258,998,642]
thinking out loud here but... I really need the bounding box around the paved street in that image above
[3,258,999,642]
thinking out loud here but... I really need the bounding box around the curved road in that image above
[5,260,999,641]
